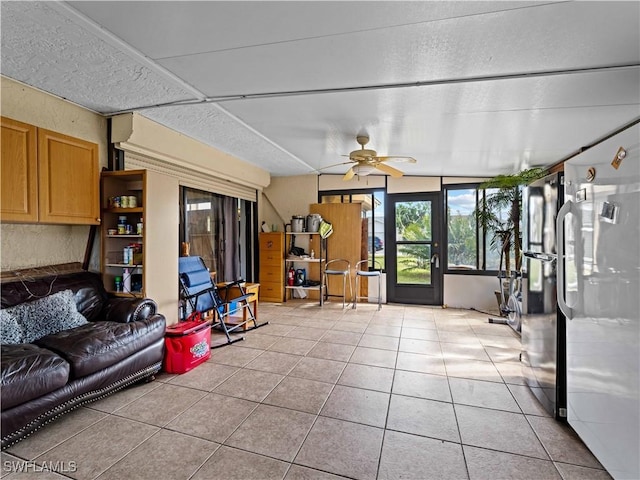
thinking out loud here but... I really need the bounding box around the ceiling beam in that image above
[107,63,640,115]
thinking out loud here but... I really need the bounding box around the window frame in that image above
[444,183,501,276]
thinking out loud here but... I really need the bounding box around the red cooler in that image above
[164,320,211,374]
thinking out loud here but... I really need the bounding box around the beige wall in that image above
[261,175,318,232]
[1,76,108,271]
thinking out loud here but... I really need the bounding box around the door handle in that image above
[556,200,574,320]
[523,251,557,262]
[430,253,439,269]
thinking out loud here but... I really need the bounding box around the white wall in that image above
[443,274,499,312]
[1,76,108,271]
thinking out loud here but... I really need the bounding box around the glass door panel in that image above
[396,244,431,285]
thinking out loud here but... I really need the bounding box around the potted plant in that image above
[475,167,546,315]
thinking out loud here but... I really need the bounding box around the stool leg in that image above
[342,274,346,309]
[353,274,358,309]
[323,272,328,303]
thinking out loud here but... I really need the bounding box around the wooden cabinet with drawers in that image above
[259,232,284,302]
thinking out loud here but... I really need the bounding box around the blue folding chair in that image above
[178,256,267,347]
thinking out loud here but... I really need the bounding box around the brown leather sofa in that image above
[1,270,166,449]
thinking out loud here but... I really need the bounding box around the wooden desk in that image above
[217,282,259,330]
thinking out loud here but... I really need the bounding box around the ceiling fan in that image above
[337,135,417,181]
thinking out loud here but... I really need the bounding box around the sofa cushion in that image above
[1,344,70,410]
[2,290,89,344]
[35,316,166,379]
[1,271,108,321]
[0,309,23,345]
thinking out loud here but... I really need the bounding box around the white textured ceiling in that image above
[2,1,639,178]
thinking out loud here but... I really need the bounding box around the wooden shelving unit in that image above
[100,169,180,325]
[101,170,145,297]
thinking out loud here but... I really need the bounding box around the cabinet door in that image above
[1,117,38,222]
[38,128,100,224]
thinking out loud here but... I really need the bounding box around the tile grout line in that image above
[374,306,407,480]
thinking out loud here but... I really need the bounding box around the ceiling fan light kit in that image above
[352,164,376,176]
[340,134,417,180]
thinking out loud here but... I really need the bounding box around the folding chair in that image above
[179,256,268,347]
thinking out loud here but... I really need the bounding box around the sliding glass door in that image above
[182,187,253,282]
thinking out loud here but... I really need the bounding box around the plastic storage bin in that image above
[164,320,211,374]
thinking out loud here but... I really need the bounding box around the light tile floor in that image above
[2,302,613,480]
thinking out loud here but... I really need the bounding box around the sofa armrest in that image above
[102,297,158,323]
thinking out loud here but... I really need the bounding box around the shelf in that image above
[285,258,323,263]
[285,232,321,235]
[103,207,144,214]
[285,285,324,290]
[105,263,143,268]
[106,290,144,297]
[106,235,143,238]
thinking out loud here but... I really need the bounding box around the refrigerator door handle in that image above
[523,251,557,262]
[556,200,574,320]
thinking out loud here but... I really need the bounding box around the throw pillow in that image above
[0,309,24,344]
[4,290,89,343]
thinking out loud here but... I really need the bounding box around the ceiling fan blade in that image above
[318,160,354,171]
[376,156,417,163]
[343,167,356,181]
[375,163,404,178]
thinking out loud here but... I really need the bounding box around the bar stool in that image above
[323,259,353,308]
[353,259,382,310]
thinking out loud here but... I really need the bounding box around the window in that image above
[446,188,478,270]
[445,185,511,273]
[319,190,385,270]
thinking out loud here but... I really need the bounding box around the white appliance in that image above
[522,172,566,420]
[557,123,639,479]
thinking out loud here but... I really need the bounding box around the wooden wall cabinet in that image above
[38,128,100,224]
[1,117,38,222]
[1,117,100,224]
[259,232,284,302]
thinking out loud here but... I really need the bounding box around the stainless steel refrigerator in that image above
[557,123,639,479]
[521,172,566,420]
